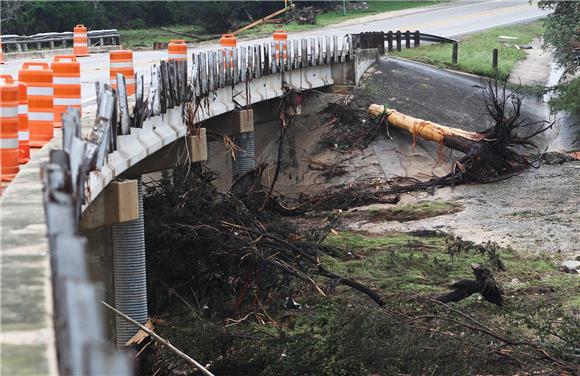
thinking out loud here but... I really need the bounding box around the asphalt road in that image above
[0,0,549,105]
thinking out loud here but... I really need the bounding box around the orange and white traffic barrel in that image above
[73,24,89,57]
[220,34,237,67]
[168,39,187,61]
[273,30,288,64]
[18,82,29,164]
[0,75,20,181]
[109,50,135,95]
[51,55,81,128]
[18,62,54,148]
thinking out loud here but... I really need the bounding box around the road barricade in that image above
[110,50,135,95]
[273,30,288,64]
[73,24,89,56]
[168,39,187,61]
[0,75,19,181]
[18,82,29,164]
[51,55,81,128]
[18,62,53,148]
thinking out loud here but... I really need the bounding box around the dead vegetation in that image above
[136,78,580,375]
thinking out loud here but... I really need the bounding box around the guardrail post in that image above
[452,42,458,65]
[492,48,498,71]
[405,30,411,49]
[378,32,385,54]
[395,31,402,52]
[414,30,420,47]
[387,31,393,52]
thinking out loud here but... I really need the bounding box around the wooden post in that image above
[414,30,420,47]
[387,31,393,52]
[395,31,402,52]
[405,30,411,49]
[379,31,385,54]
[492,48,498,71]
[452,42,458,65]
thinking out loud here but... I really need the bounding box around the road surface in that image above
[0,0,548,105]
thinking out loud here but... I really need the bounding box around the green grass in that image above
[245,1,440,36]
[392,21,545,80]
[322,231,580,307]
[119,2,440,47]
[119,25,205,49]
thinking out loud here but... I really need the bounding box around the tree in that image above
[538,1,580,76]
[0,0,24,23]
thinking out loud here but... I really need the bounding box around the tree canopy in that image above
[538,0,580,75]
[0,1,339,35]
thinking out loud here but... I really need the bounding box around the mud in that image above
[289,58,579,258]
[347,161,580,257]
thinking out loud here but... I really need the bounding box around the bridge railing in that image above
[1,29,120,52]
[351,30,457,54]
[38,34,357,374]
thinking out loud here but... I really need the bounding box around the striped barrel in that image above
[51,55,81,128]
[19,62,53,148]
[168,39,187,61]
[0,75,19,181]
[73,24,89,57]
[273,30,288,64]
[110,50,135,96]
[220,34,237,68]
[18,82,29,164]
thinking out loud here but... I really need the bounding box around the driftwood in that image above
[368,79,554,183]
[368,104,484,154]
[436,263,503,306]
[102,301,215,376]
[232,5,295,35]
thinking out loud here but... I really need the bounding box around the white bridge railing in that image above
[40,35,355,375]
[1,29,120,52]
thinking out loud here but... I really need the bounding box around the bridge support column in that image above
[232,109,256,195]
[111,178,148,346]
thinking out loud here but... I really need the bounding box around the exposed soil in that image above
[348,161,580,258]
[265,57,579,258]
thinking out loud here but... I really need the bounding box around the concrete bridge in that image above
[0,35,378,374]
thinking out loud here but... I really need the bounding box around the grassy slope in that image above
[153,228,579,375]
[119,25,204,49]
[119,1,439,48]
[392,21,544,80]
[245,1,439,36]
[322,230,579,308]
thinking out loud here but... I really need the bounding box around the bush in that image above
[549,77,580,115]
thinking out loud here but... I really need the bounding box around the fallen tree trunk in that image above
[368,104,484,154]
[232,5,295,35]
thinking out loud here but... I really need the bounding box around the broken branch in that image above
[101,301,215,376]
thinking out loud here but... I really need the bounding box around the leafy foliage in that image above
[538,1,580,75]
[549,77,580,115]
[0,1,281,35]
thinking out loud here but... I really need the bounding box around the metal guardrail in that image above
[1,29,120,52]
[418,33,457,44]
[352,30,457,54]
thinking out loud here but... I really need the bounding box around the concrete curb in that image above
[3,45,119,62]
